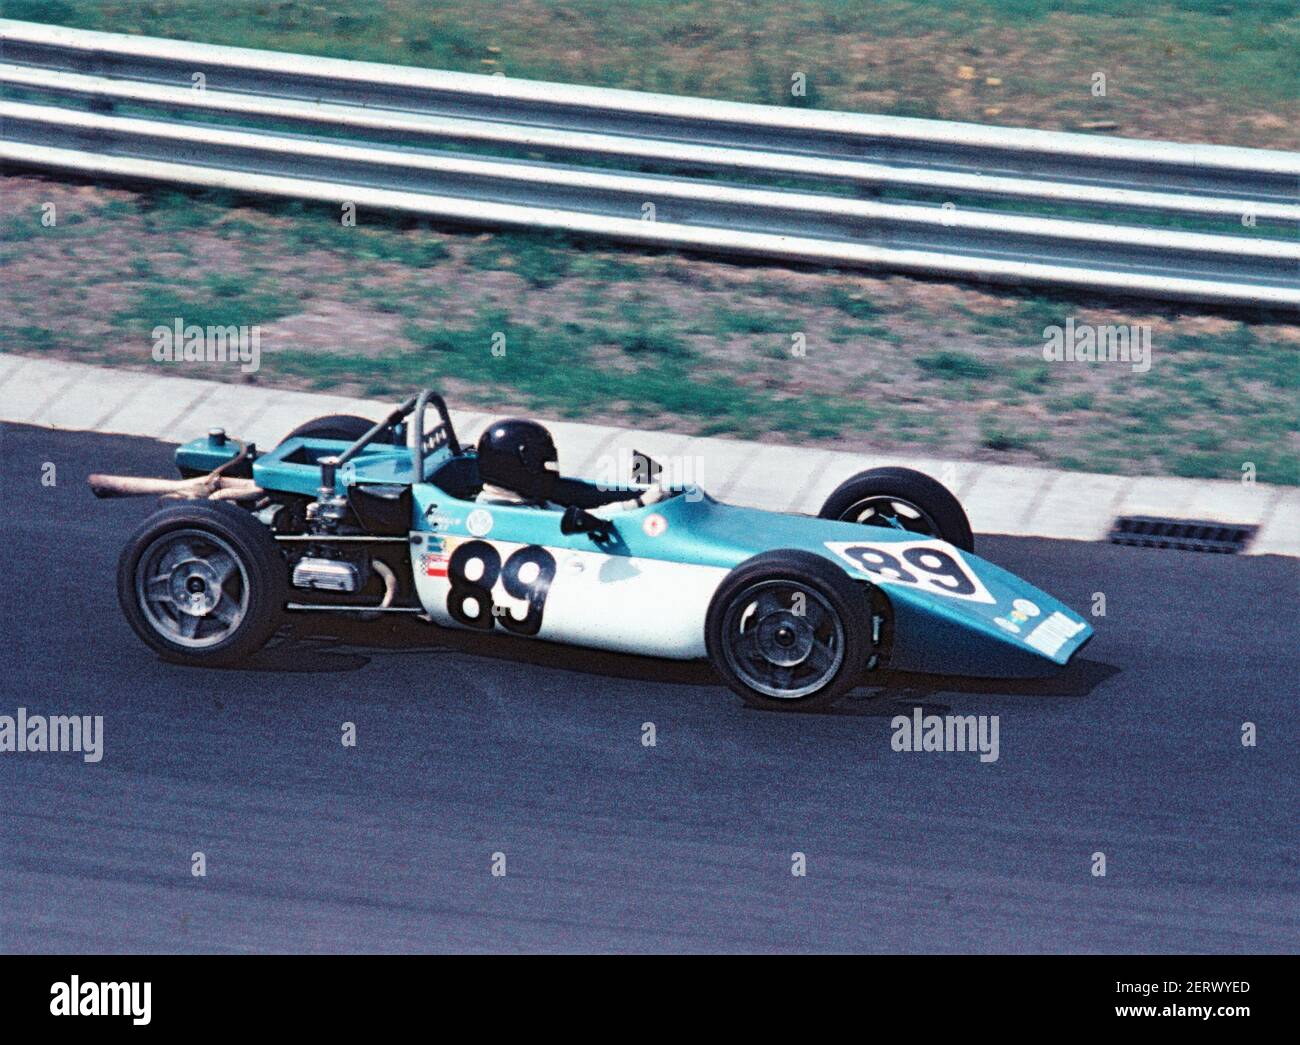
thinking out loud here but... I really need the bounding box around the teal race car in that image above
[92,390,1092,710]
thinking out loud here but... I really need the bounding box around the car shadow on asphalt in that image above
[828,658,1120,717]
[237,613,1118,715]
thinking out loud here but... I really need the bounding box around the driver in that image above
[475,419,664,513]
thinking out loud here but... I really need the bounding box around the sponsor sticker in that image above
[1024,611,1087,657]
[420,552,450,578]
[643,513,668,537]
[466,508,494,537]
[425,508,462,530]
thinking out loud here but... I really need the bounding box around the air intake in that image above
[1108,516,1256,554]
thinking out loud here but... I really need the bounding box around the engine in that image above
[291,556,362,593]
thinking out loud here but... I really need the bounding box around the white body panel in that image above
[412,534,729,659]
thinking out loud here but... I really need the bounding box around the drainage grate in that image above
[1108,515,1257,554]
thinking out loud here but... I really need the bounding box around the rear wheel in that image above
[819,466,973,551]
[117,502,286,666]
[281,413,401,445]
[705,550,872,711]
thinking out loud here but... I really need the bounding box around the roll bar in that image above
[412,389,462,479]
[317,389,460,493]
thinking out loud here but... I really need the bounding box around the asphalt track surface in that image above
[1,424,1296,953]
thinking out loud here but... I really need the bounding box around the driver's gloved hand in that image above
[561,504,611,539]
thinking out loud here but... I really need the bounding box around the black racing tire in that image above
[116,501,287,667]
[819,466,974,552]
[705,549,872,711]
[281,413,401,445]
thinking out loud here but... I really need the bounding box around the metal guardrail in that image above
[1,18,1298,308]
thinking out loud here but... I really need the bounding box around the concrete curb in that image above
[3,354,1296,556]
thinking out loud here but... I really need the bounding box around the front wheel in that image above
[705,550,873,711]
[116,502,286,666]
[819,466,973,551]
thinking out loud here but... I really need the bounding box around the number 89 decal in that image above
[823,540,995,604]
[447,539,557,635]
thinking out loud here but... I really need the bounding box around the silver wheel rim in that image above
[134,528,249,648]
[840,495,941,539]
[721,580,845,699]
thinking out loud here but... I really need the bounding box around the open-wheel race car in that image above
[92,389,1092,710]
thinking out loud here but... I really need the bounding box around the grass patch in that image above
[1046,391,1095,414]
[823,286,880,319]
[611,323,691,358]
[1008,361,1054,392]
[139,191,230,232]
[0,324,60,352]
[114,281,296,333]
[298,312,860,439]
[915,350,993,380]
[709,307,791,336]
[979,418,1041,453]
[466,232,574,287]
[283,219,451,267]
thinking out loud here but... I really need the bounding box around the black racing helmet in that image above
[476,418,559,500]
